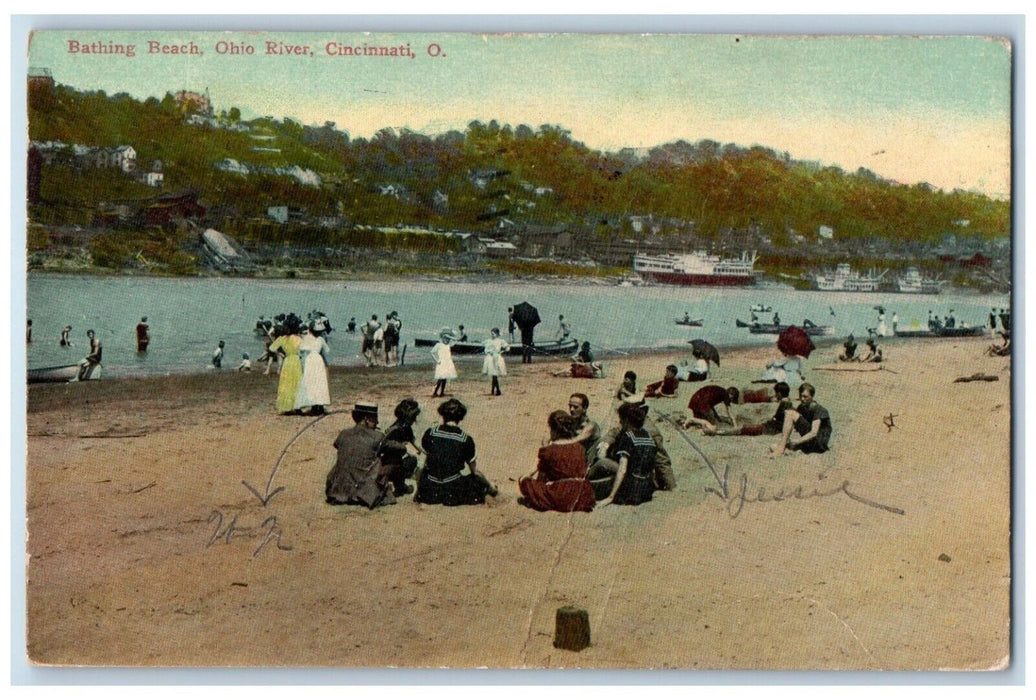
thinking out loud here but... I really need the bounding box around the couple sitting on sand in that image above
[325,397,499,509]
[518,392,676,512]
[680,381,831,455]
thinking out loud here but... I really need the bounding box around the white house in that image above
[112,145,136,173]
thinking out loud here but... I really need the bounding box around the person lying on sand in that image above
[706,382,792,437]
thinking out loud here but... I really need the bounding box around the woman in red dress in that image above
[519,410,595,513]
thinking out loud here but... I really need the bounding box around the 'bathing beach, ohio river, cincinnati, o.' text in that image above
[65,39,442,59]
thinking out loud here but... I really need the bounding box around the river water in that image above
[25,274,1006,378]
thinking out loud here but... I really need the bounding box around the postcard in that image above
[22,27,1013,672]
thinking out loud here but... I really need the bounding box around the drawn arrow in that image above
[653,409,727,499]
[242,409,346,507]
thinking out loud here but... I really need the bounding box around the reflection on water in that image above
[26,274,1006,379]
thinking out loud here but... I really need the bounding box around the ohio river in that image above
[25,273,1003,378]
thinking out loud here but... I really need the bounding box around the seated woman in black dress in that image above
[597,401,658,507]
[415,398,498,506]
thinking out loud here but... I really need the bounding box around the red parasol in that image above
[777,325,815,359]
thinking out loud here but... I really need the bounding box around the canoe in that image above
[736,320,833,336]
[894,326,986,338]
[674,318,704,327]
[27,363,101,384]
[413,337,580,357]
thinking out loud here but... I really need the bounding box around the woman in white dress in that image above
[431,329,458,398]
[294,324,331,415]
[760,353,804,387]
[482,327,510,396]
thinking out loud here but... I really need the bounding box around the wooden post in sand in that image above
[553,606,591,651]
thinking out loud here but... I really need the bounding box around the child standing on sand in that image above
[482,328,509,396]
[431,329,458,397]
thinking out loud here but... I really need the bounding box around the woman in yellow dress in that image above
[268,313,304,414]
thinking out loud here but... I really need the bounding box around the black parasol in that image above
[511,301,541,330]
[689,339,721,367]
[777,325,815,359]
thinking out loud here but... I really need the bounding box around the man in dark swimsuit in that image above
[770,382,832,456]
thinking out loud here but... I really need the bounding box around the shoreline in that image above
[26,332,931,382]
[25,266,1003,297]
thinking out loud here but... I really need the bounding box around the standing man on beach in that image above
[361,315,381,367]
[507,307,516,343]
[136,316,151,353]
[212,340,225,369]
[384,311,402,366]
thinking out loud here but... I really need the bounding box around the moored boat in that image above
[896,267,947,294]
[413,337,580,356]
[632,250,757,287]
[28,363,101,384]
[894,325,985,338]
[735,319,834,336]
[812,263,887,292]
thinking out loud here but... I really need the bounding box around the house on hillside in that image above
[267,205,306,224]
[89,145,136,172]
[143,191,206,227]
[517,225,572,258]
[484,240,518,258]
[175,89,212,116]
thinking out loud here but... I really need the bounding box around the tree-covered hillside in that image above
[28,84,1011,247]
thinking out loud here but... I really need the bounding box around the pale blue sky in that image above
[27,30,1012,197]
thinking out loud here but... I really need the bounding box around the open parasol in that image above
[777,325,815,359]
[688,339,720,367]
[511,301,541,331]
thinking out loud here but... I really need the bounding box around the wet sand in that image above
[25,336,1011,669]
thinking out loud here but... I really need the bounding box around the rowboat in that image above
[413,337,580,357]
[27,363,101,384]
[736,319,834,336]
[674,317,704,327]
[894,326,985,338]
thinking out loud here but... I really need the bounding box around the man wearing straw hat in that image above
[326,402,398,508]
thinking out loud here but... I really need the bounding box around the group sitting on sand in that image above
[321,326,843,513]
[325,387,681,512]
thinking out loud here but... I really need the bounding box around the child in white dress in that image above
[431,329,458,397]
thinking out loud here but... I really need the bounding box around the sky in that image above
[23,27,1015,197]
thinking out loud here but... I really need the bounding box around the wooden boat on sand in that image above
[894,326,985,338]
[413,337,580,357]
[28,363,101,384]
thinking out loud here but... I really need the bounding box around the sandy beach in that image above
[25,335,1011,670]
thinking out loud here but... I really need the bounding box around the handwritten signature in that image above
[704,464,905,519]
[207,510,293,558]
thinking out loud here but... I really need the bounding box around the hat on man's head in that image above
[354,401,379,417]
